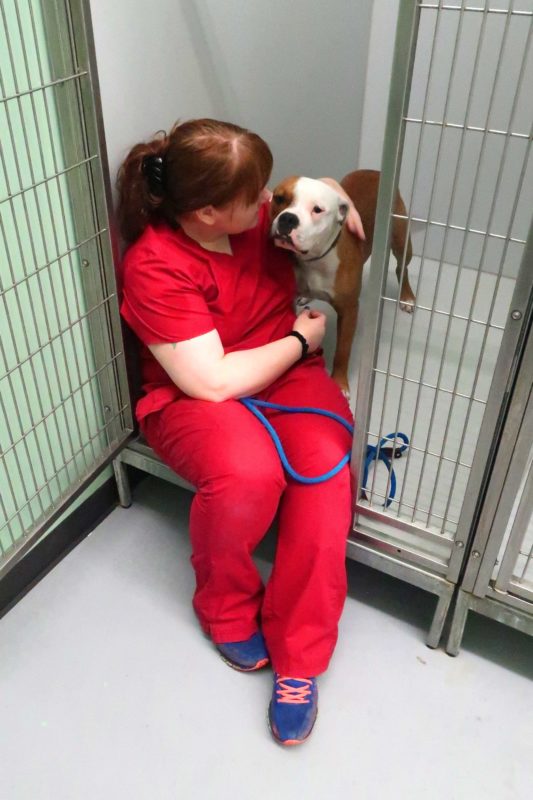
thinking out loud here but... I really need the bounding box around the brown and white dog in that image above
[270,169,416,397]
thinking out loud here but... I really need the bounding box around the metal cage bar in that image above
[351,0,421,493]
[495,453,533,595]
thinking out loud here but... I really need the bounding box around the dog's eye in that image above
[273,194,285,204]
[312,206,324,214]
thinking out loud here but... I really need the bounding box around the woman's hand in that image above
[293,308,327,353]
[319,177,365,241]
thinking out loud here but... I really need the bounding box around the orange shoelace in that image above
[275,677,313,704]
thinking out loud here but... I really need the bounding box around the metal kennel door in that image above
[0,0,132,576]
[348,0,533,646]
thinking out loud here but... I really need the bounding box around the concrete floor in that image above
[1,476,532,800]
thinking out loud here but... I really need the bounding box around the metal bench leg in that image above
[113,456,132,508]
[446,588,470,657]
[426,588,453,649]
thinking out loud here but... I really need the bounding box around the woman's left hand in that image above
[319,177,365,241]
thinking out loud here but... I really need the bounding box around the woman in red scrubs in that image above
[117,118,363,746]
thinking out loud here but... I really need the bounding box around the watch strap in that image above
[286,330,309,359]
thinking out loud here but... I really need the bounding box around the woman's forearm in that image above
[213,337,302,400]
[149,333,303,402]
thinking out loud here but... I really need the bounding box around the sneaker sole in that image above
[218,653,270,672]
[267,703,318,746]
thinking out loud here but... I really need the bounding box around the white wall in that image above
[358,0,400,169]
[89,0,373,203]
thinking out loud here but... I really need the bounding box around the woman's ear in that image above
[195,205,217,226]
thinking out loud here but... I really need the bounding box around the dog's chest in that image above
[294,250,339,302]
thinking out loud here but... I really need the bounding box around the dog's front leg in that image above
[331,298,358,402]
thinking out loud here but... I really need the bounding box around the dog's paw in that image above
[296,296,311,308]
[399,297,415,314]
[332,372,352,405]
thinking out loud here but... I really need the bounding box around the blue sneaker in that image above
[268,674,318,745]
[216,631,270,672]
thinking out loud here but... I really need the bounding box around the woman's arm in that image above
[149,330,302,402]
[149,308,326,402]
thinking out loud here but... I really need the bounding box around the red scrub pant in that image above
[140,355,354,676]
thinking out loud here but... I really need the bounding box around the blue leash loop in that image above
[239,397,408,504]
[239,397,353,484]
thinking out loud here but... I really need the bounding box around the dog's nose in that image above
[276,212,299,235]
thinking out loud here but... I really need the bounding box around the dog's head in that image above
[270,176,348,256]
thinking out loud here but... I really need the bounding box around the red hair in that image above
[116,118,273,243]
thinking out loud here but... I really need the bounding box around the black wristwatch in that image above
[286,330,309,359]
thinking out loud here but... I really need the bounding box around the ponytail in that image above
[116,131,170,243]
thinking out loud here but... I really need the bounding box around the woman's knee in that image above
[193,458,286,549]
[212,456,286,505]
[289,439,353,485]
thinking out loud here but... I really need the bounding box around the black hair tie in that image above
[142,154,165,196]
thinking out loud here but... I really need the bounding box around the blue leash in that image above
[239,397,408,505]
[361,432,410,508]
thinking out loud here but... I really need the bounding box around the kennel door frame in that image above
[349,0,533,593]
[461,314,533,604]
[446,317,533,654]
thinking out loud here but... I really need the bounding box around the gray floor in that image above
[1,477,532,800]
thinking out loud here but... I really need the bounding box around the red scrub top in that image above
[120,203,296,421]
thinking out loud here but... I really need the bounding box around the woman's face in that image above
[214,186,272,234]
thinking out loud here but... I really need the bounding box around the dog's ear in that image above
[337,201,349,224]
